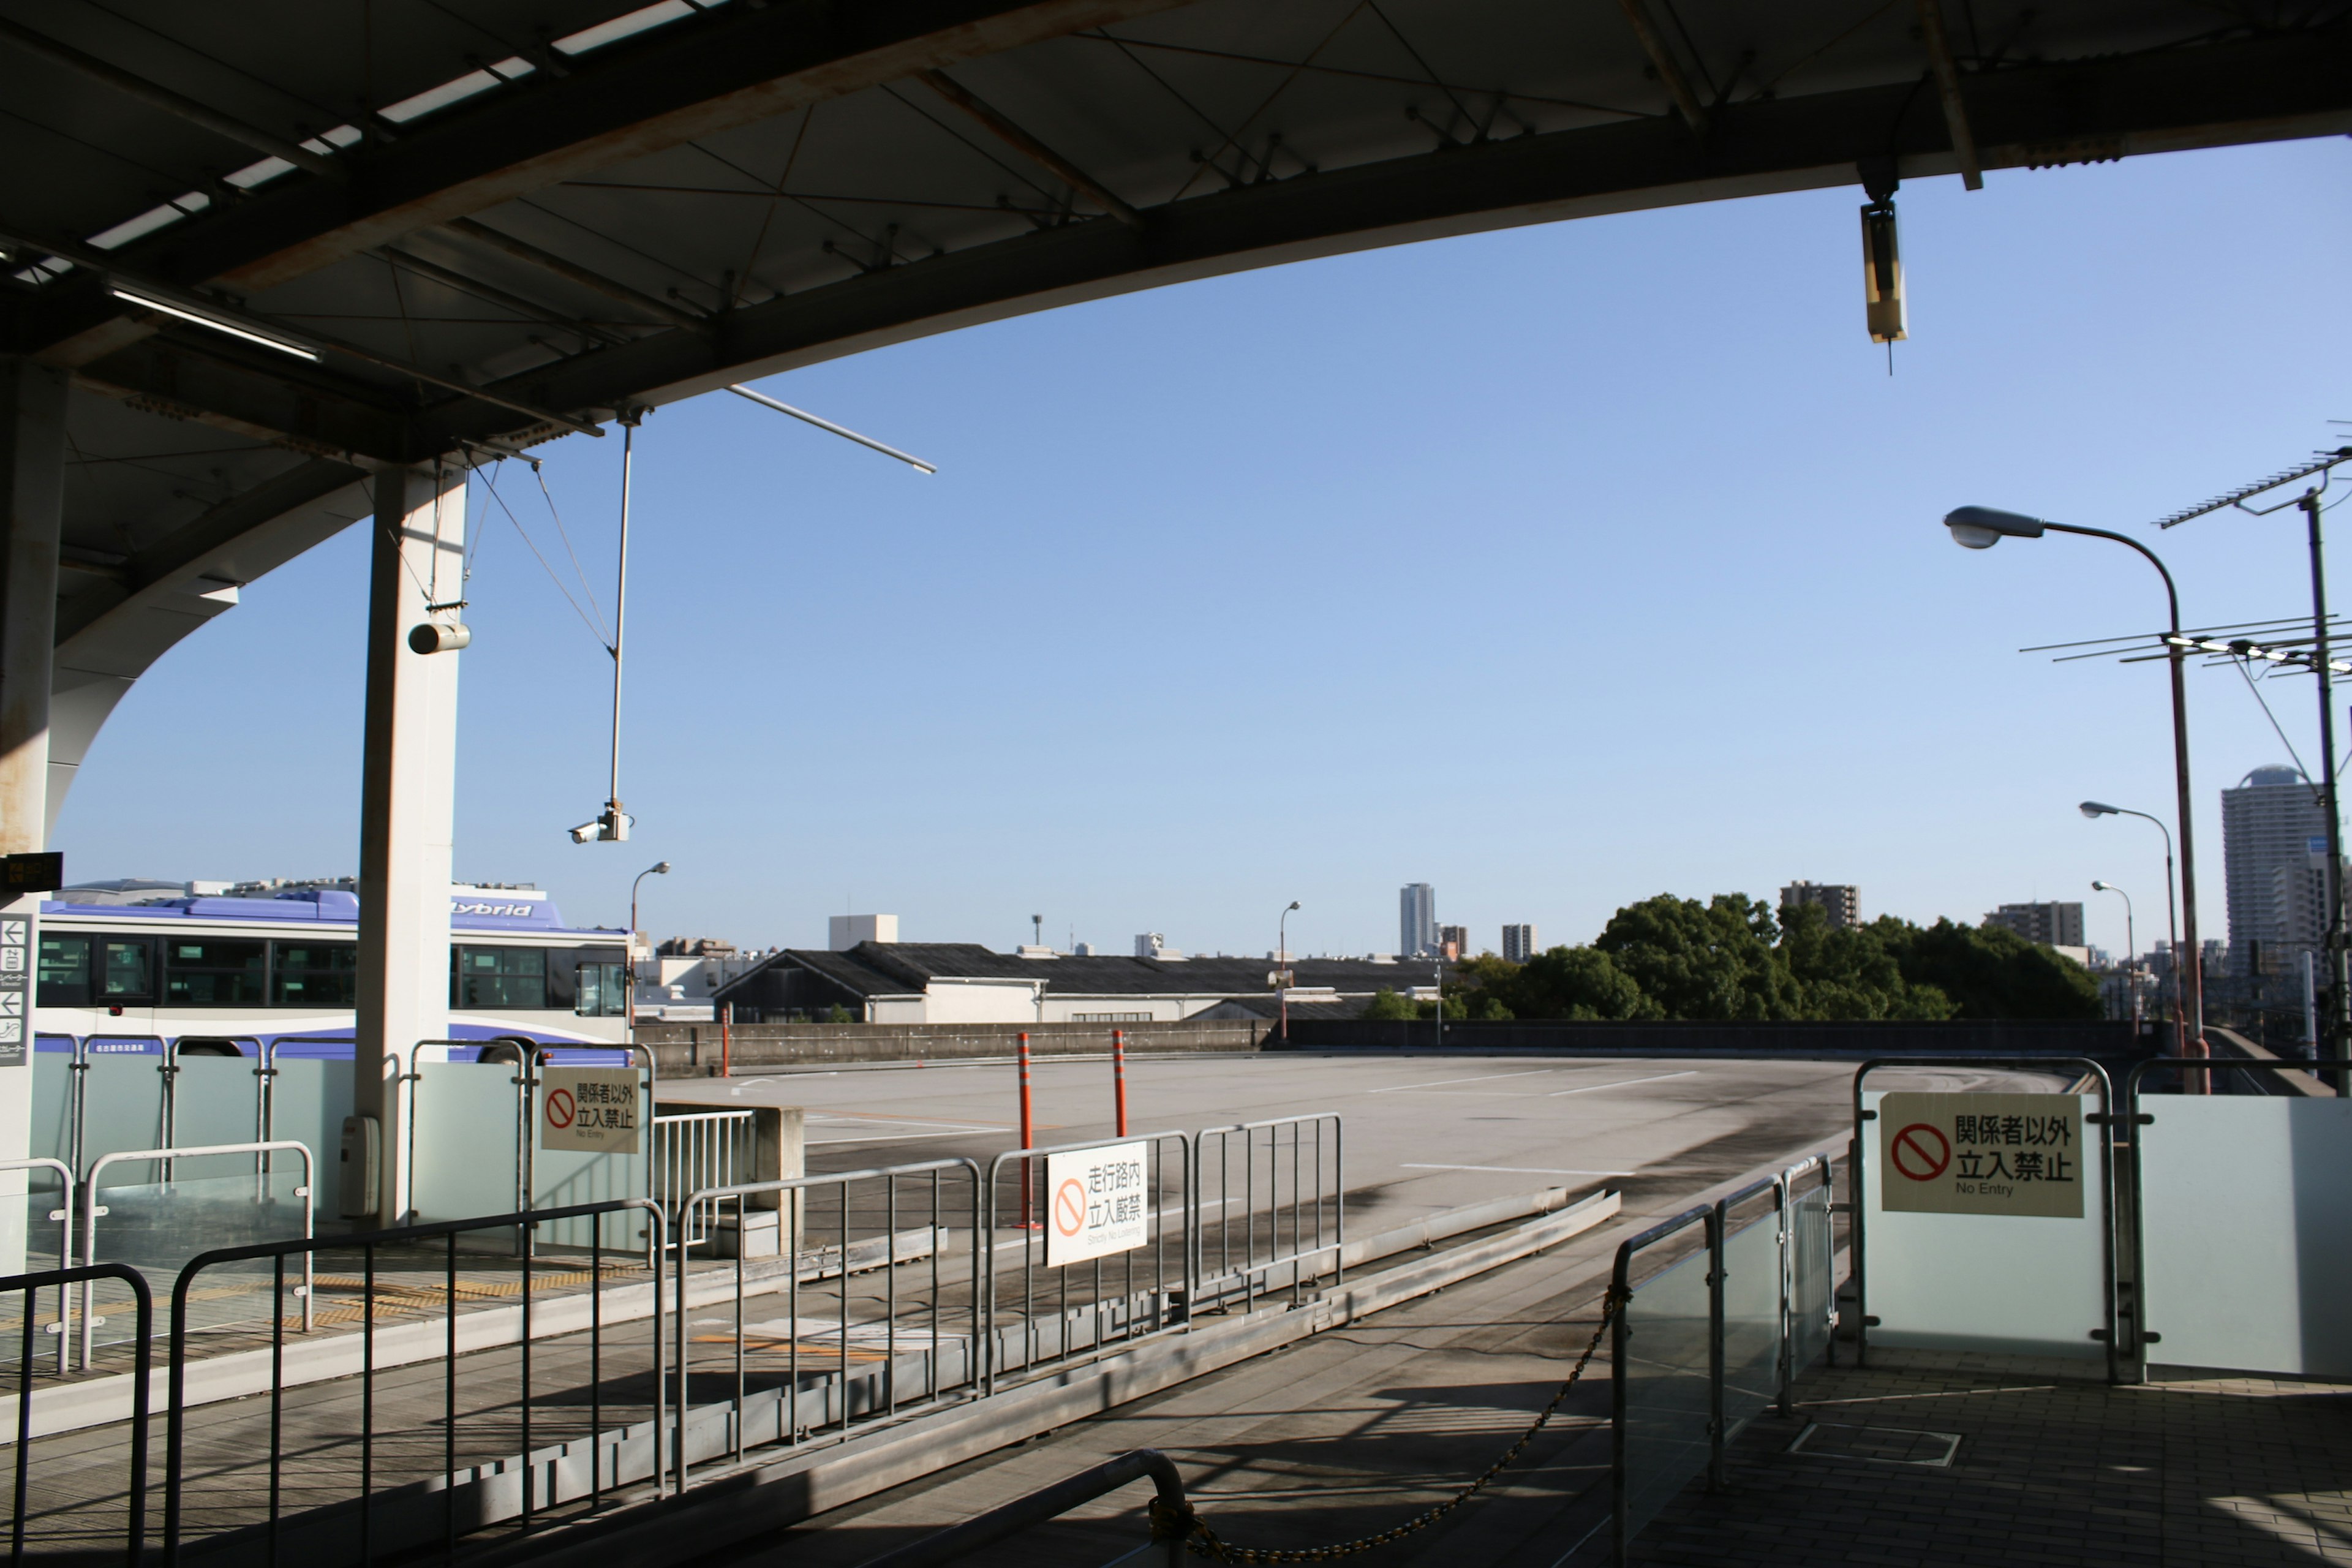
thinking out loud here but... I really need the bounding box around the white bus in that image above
[34,884,631,1065]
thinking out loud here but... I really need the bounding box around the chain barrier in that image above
[1161,1284,1626,1562]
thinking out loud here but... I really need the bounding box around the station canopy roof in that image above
[6,1,2348,789]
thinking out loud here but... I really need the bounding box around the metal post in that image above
[1111,1030,1128,1137]
[1017,1032,1035,1229]
[2301,489,2350,1092]
[721,1001,733,1077]
[1706,1207,1726,1491]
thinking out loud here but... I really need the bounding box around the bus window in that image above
[274,942,357,1007]
[454,946,547,1009]
[38,935,91,1006]
[102,939,155,1003]
[163,939,266,1006]
[574,962,629,1018]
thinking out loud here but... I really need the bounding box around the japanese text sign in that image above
[0,911,26,1067]
[1879,1092,2084,1218]
[540,1067,641,1153]
[1043,1141,1149,1267]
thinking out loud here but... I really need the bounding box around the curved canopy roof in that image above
[6,0,2349,821]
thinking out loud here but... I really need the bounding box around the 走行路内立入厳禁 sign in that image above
[1043,1141,1149,1267]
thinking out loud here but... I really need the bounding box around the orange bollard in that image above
[1112,1028,1129,1137]
[1017,1031,1038,1227]
[720,1001,733,1078]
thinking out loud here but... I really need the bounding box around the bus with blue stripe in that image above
[33,883,631,1064]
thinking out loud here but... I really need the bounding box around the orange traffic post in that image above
[1017,1031,1038,1228]
[1112,1028,1129,1137]
[720,1001,733,1077]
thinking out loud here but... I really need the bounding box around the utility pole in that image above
[2301,487,2350,1088]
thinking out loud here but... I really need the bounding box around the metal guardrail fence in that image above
[983,1132,1194,1395]
[1,1262,150,1568]
[162,1197,668,1566]
[673,1159,982,1492]
[0,1157,73,1375]
[652,1109,758,1251]
[1194,1113,1343,1311]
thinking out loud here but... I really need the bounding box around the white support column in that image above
[355,462,464,1227]
[0,359,66,1268]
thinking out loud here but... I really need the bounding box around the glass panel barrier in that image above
[31,1047,74,1166]
[268,1058,353,1220]
[1620,1246,1713,1541]
[82,1054,167,1186]
[83,1166,309,1353]
[172,1054,258,1151]
[2139,1096,2352,1378]
[411,1061,520,1228]
[1787,1183,1834,1378]
[1860,1088,2107,1359]
[1720,1212,1780,1436]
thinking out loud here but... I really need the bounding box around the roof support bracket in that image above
[918,69,1145,230]
[1913,0,1984,189]
[1615,0,1709,137]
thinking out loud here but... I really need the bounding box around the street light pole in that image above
[628,861,671,1039]
[2082,804,2177,1046]
[2297,488,2350,1079]
[1276,900,1300,1044]
[1948,509,2207,1074]
[2090,880,2136,1023]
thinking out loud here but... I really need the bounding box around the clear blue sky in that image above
[57,137,2352,962]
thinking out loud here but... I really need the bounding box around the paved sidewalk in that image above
[1626,1349,2352,1567]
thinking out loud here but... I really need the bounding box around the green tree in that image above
[1871,917,2102,1020]
[1362,987,1418,1020]
[1776,902,1955,1020]
[1506,946,1657,1020]
[1596,893,1798,1020]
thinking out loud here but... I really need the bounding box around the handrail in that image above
[851,1447,1191,1568]
[161,1196,669,1559]
[1,1262,149,1566]
[80,1139,315,1370]
[0,1158,75,1374]
[2118,1055,2352,1384]
[1193,1112,1345,1304]
[1849,1055,2117,1382]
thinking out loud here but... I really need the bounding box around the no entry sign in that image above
[540,1067,641,1153]
[1878,1091,2083,1219]
[1042,1140,1148,1268]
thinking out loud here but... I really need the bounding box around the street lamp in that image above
[2082,804,2178,1046]
[2090,880,2136,1024]
[627,860,669,1042]
[1946,507,2207,1069]
[1276,900,1300,1042]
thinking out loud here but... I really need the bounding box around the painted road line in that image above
[1544,1071,1697,1098]
[1365,1069,1562,1094]
[808,1111,1011,1131]
[1401,1163,1636,1177]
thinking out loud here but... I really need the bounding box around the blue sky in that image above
[56,137,2352,962]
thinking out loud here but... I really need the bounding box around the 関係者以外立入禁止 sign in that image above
[540,1066,640,1153]
[1879,1091,2084,1219]
[1043,1141,1148,1268]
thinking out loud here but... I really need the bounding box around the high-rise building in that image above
[1437,924,1468,960]
[1986,902,2085,947]
[2223,766,2329,974]
[1780,881,1860,930]
[1502,924,1537,963]
[1400,883,1436,957]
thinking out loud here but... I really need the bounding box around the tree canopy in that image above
[1441,894,2099,1022]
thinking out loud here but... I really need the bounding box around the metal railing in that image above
[652,1109,758,1250]
[80,1139,315,1371]
[1193,1112,1343,1310]
[163,1197,668,1566]
[983,1133,1193,1394]
[0,1262,149,1567]
[1610,1200,1716,1565]
[0,1158,74,1374]
[673,1159,982,1491]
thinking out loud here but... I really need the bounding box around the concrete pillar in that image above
[0,359,65,1267]
[354,461,465,1227]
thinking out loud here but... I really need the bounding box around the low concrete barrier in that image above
[1276,1016,2155,1070]
[637,1019,1267,1075]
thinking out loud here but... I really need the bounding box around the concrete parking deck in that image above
[1618,1349,2352,1568]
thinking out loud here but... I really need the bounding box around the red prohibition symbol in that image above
[1053,1178,1088,1237]
[1890,1123,1951,1182]
[546,1088,577,1129]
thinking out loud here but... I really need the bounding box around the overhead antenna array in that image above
[2152,448,2352,529]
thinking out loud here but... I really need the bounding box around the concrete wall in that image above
[1277,1016,2155,1065]
[637,1017,1270,1074]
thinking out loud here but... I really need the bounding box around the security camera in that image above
[569,820,601,843]
[409,621,472,655]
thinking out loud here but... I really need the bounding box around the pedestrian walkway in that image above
[1627,1349,2352,1567]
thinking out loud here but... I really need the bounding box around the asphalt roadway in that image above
[654,1050,1885,1226]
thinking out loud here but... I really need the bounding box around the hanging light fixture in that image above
[1858,159,1905,347]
